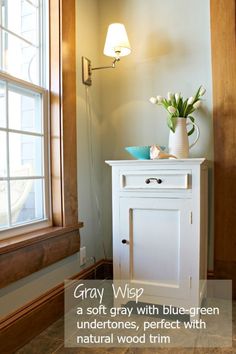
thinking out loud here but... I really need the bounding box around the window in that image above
[0,0,50,237]
[0,0,80,291]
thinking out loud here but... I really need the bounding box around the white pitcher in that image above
[168,117,200,158]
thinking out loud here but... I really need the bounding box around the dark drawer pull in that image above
[145,178,162,184]
[122,239,128,244]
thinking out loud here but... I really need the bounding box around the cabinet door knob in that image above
[145,178,162,184]
[122,239,129,244]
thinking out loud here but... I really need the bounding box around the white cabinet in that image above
[106,159,208,311]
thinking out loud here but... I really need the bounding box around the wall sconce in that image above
[82,23,131,86]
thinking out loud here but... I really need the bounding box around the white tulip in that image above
[167,92,173,101]
[156,95,163,104]
[149,97,157,104]
[187,97,194,105]
[199,86,206,96]
[167,106,176,114]
[175,93,180,101]
[193,100,201,109]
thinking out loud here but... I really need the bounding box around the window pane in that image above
[9,87,42,134]
[10,178,44,225]
[0,81,6,127]
[0,0,49,234]
[1,29,39,85]
[20,0,39,44]
[0,131,7,177]
[0,181,9,229]
[1,0,39,45]
[9,133,43,177]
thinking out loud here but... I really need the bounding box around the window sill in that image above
[0,223,84,255]
[0,223,83,289]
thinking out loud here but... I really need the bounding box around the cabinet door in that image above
[119,197,193,301]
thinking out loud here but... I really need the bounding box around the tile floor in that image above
[16,302,236,354]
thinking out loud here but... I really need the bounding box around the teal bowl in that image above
[125,146,151,160]
[125,145,166,160]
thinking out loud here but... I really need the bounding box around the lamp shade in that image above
[103,23,131,58]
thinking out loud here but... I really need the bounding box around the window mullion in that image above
[42,91,48,221]
[38,0,42,86]
[0,127,44,137]
[0,71,46,94]
[11,176,45,180]
[0,0,2,69]
[0,25,38,48]
[5,81,11,227]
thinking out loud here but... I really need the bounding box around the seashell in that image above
[150,145,177,160]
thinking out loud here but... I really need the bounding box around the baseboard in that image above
[214,260,236,299]
[0,259,113,354]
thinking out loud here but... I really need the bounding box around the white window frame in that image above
[0,0,51,239]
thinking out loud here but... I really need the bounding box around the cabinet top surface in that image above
[105,158,207,167]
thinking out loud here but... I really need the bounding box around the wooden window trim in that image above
[0,225,83,289]
[0,224,83,255]
[50,0,78,226]
[0,0,81,288]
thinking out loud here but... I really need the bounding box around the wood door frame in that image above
[210,0,236,298]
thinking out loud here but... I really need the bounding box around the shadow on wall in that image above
[101,100,169,161]
[140,31,180,62]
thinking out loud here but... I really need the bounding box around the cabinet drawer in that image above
[120,171,190,190]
